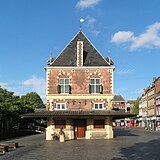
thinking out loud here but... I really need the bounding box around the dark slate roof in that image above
[49,31,110,66]
[112,95,125,102]
[21,110,136,119]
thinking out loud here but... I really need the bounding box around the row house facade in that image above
[139,94,147,127]
[139,77,160,130]
[22,30,135,140]
[155,77,160,130]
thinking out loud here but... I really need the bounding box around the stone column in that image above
[105,117,113,139]
[66,119,74,140]
[46,118,54,140]
[86,119,93,139]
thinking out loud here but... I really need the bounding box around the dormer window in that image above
[89,78,103,94]
[57,78,71,94]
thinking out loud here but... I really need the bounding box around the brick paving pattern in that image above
[0,128,160,160]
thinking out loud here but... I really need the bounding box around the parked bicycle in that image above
[51,132,59,140]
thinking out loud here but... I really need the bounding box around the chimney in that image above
[77,41,83,67]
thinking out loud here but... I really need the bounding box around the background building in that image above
[112,95,125,112]
[138,77,160,131]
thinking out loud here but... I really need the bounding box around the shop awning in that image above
[21,110,137,119]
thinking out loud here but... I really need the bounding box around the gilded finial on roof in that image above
[80,18,84,31]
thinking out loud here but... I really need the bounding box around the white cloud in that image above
[22,76,46,101]
[130,22,160,50]
[111,31,134,44]
[85,16,100,36]
[116,69,134,75]
[111,22,160,50]
[0,76,46,102]
[76,0,101,9]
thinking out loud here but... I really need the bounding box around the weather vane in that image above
[80,18,84,31]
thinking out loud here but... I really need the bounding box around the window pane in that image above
[96,85,100,93]
[61,86,65,93]
[90,85,94,93]
[99,104,103,109]
[57,104,60,109]
[65,79,69,84]
[65,85,70,93]
[61,104,65,109]
[90,79,95,84]
[59,79,64,84]
[95,104,98,109]
[96,79,100,84]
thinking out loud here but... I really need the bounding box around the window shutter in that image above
[100,85,103,94]
[57,85,61,94]
[89,85,91,93]
[69,85,71,94]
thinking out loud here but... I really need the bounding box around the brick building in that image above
[22,30,135,140]
[139,94,147,127]
[138,77,160,130]
[112,95,125,112]
[155,77,160,130]
[45,30,116,140]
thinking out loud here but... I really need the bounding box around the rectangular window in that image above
[55,120,66,129]
[56,103,66,110]
[94,120,105,128]
[58,78,70,94]
[90,78,102,93]
[93,103,104,110]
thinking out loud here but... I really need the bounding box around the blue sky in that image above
[0,0,160,102]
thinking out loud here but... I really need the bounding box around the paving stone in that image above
[0,128,160,160]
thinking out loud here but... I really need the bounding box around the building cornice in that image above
[44,66,115,70]
[46,94,114,99]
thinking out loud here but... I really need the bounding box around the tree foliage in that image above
[132,97,140,114]
[20,92,45,110]
[0,86,45,124]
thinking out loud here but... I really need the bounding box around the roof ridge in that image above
[50,30,81,66]
[50,30,112,67]
[80,31,110,66]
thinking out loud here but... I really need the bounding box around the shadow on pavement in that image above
[112,138,160,160]
[114,128,139,137]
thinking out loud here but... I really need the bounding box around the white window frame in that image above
[93,103,105,110]
[59,78,70,94]
[55,103,67,110]
[90,78,101,94]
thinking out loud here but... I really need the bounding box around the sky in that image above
[0,0,160,102]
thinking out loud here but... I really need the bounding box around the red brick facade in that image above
[46,68,114,111]
[47,69,112,95]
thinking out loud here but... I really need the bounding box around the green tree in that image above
[0,87,45,130]
[20,92,45,111]
[132,97,140,114]
[0,86,22,129]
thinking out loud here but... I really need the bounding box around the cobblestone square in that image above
[0,128,160,160]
